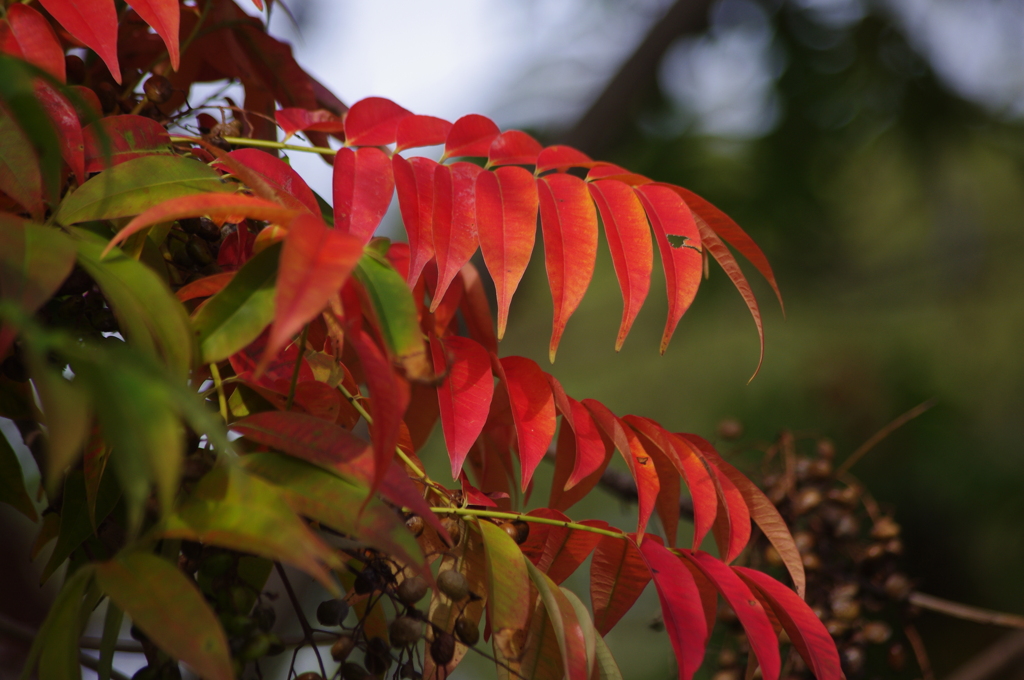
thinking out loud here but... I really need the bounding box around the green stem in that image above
[209,362,228,422]
[433,507,626,540]
[170,135,337,157]
[285,325,309,411]
[337,382,429,481]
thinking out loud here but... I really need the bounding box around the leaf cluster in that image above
[0,2,838,680]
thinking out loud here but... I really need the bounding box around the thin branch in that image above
[275,562,328,679]
[286,325,310,411]
[945,631,1024,680]
[836,398,937,475]
[557,0,714,156]
[909,592,1024,629]
[433,507,625,539]
[904,622,936,680]
[170,135,336,157]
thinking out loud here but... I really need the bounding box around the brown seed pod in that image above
[861,620,892,644]
[871,516,901,540]
[405,515,425,537]
[801,552,823,570]
[502,522,520,543]
[437,569,469,601]
[296,673,323,680]
[815,438,836,459]
[430,631,456,666]
[832,598,861,621]
[389,616,425,648]
[793,531,815,554]
[397,575,428,605]
[884,573,912,600]
[827,485,861,507]
[454,615,479,646]
[442,517,462,545]
[792,488,823,515]
[808,458,833,479]
[330,633,356,662]
[143,75,173,104]
[511,520,530,544]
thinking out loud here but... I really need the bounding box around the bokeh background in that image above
[257,0,1024,677]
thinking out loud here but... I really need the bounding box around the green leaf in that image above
[55,155,232,225]
[95,552,233,680]
[25,347,91,495]
[524,558,590,680]
[479,519,532,661]
[192,242,280,363]
[73,228,193,377]
[0,429,37,521]
[97,602,124,680]
[353,250,429,380]
[592,633,624,680]
[0,91,43,219]
[21,563,95,680]
[160,464,342,593]
[0,216,77,356]
[41,470,120,583]
[239,452,425,573]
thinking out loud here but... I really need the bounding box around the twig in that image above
[286,325,310,411]
[909,592,1024,629]
[275,562,328,679]
[904,622,936,680]
[836,398,937,475]
[945,631,1024,680]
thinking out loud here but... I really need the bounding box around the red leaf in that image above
[395,115,452,152]
[229,330,314,388]
[586,163,651,186]
[537,173,598,361]
[348,328,410,494]
[392,154,437,285]
[332,147,394,244]
[584,400,658,539]
[495,355,556,492]
[691,438,804,597]
[458,470,497,507]
[487,130,542,167]
[176,272,234,302]
[443,113,500,159]
[275,108,345,140]
[547,409,613,513]
[735,568,842,680]
[475,166,538,339]
[632,426,682,548]
[623,418,718,551]
[564,398,607,490]
[430,162,481,310]
[535,145,594,173]
[430,335,494,479]
[217,223,256,271]
[233,410,449,543]
[263,214,363,370]
[638,537,707,680]
[83,115,171,173]
[105,194,300,257]
[125,0,180,70]
[343,97,412,147]
[5,5,65,81]
[588,179,653,351]
[670,185,783,314]
[635,184,702,354]
[590,533,650,635]
[457,263,498,354]
[536,521,606,585]
[677,434,752,563]
[291,381,343,422]
[33,81,85,186]
[221,148,319,216]
[682,552,780,680]
[38,0,120,83]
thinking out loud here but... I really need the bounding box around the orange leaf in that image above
[263,214,362,369]
[443,113,500,160]
[590,532,650,635]
[487,130,542,167]
[343,97,412,147]
[5,4,66,81]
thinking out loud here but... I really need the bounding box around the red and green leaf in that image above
[480,520,532,661]
[525,558,590,680]
[220,148,319,216]
[83,115,171,172]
